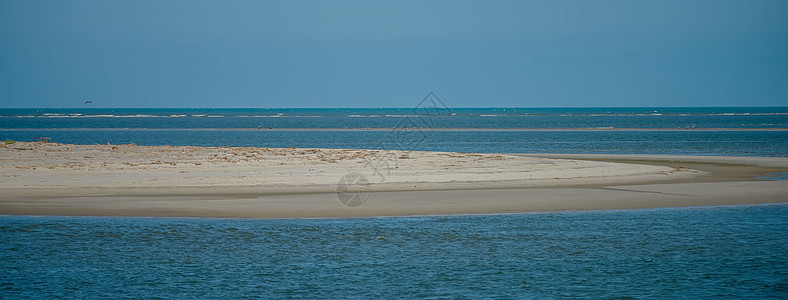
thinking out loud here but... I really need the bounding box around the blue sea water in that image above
[1,205,786,299]
[1,107,787,298]
[2,107,788,156]
[2,107,787,129]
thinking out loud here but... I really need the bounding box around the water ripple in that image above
[1,204,786,298]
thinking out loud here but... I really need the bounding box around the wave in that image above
[2,111,787,118]
[584,114,666,117]
[709,113,788,116]
[1,114,333,118]
[238,115,323,118]
[4,114,192,118]
[468,112,788,117]
[384,114,419,118]
[348,114,420,118]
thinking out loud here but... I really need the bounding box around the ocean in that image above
[2,107,788,156]
[1,107,787,298]
[2,205,786,298]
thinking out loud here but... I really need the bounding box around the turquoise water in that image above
[2,204,786,298]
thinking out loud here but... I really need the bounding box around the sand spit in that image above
[1,142,785,218]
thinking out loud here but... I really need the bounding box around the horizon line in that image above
[1,106,787,109]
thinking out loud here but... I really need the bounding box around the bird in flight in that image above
[85,100,92,104]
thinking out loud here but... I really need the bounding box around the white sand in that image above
[0,142,698,191]
[0,142,785,218]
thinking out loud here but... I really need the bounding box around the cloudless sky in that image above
[1,0,787,108]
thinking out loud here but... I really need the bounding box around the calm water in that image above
[3,130,787,156]
[2,107,788,156]
[2,107,787,298]
[1,205,786,299]
[2,107,787,129]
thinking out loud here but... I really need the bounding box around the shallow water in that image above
[4,129,788,157]
[2,204,786,298]
[758,172,788,181]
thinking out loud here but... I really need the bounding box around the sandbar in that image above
[0,142,785,218]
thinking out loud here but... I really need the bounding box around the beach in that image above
[1,142,785,218]
[5,1,788,297]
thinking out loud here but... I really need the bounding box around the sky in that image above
[1,0,787,108]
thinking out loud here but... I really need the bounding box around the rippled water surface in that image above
[2,107,787,129]
[3,107,787,156]
[2,204,786,298]
[2,108,787,298]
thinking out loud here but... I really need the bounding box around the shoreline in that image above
[1,142,786,218]
[2,203,785,221]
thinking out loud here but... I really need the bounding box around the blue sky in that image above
[1,0,787,108]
